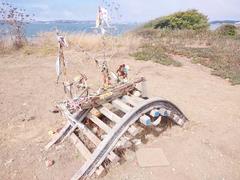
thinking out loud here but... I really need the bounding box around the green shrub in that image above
[144,9,209,30]
[130,44,182,67]
[216,24,237,37]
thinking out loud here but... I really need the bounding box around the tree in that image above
[0,2,34,49]
[144,9,209,31]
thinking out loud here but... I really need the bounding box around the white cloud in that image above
[6,0,240,22]
[119,0,240,22]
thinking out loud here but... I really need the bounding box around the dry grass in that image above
[2,29,238,84]
[0,32,142,58]
[132,29,240,85]
[67,32,142,55]
[0,35,20,54]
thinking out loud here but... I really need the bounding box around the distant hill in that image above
[34,20,95,24]
[210,20,240,24]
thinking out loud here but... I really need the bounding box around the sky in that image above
[4,0,240,22]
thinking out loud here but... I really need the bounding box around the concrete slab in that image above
[136,147,170,167]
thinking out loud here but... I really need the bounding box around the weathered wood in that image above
[71,98,175,180]
[70,133,106,177]
[140,80,148,98]
[152,117,162,126]
[70,133,91,159]
[80,125,101,145]
[98,106,121,123]
[116,137,132,149]
[173,114,184,126]
[107,151,120,164]
[59,107,91,143]
[88,114,111,133]
[177,118,184,126]
[95,166,105,177]
[128,125,141,137]
[91,108,101,117]
[68,77,145,112]
[45,122,71,151]
[132,90,141,97]
[112,99,132,113]
[121,95,138,106]
[130,94,145,103]
[61,124,78,143]
[98,105,137,137]
[79,123,120,164]
[45,99,88,151]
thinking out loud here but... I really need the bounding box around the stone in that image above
[45,160,54,167]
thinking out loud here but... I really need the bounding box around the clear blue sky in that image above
[5,0,240,22]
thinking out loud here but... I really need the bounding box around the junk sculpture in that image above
[47,2,189,180]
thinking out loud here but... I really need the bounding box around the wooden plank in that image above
[95,166,105,177]
[70,133,106,177]
[71,97,187,180]
[71,97,166,180]
[91,108,101,117]
[80,125,101,145]
[45,105,91,151]
[67,77,145,111]
[59,108,91,143]
[128,125,141,137]
[99,102,139,137]
[45,122,71,150]
[132,90,141,97]
[112,99,132,113]
[116,137,132,149]
[88,114,111,133]
[130,95,145,103]
[177,118,184,126]
[70,133,91,159]
[140,80,148,98]
[152,117,162,126]
[107,151,120,164]
[98,106,121,123]
[121,95,138,106]
[79,124,120,163]
[172,114,184,126]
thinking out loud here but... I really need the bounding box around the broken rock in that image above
[45,160,55,167]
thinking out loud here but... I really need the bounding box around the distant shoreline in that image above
[1,20,239,37]
[0,21,138,37]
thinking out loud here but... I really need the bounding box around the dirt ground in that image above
[0,50,240,180]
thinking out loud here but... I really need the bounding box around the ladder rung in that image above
[98,106,121,122]
[121,95,138,106]
[70,133,91,159]
[112,99,132,113]
[88,114,111,133]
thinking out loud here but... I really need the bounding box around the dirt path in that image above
[0,51,239,180]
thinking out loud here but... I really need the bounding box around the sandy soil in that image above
[0,50,240,180]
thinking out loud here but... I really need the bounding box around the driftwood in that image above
[65,77,145,113]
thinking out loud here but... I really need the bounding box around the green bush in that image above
[130,44,182,67]
[144,9,209,30]
[216,24,237,37]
